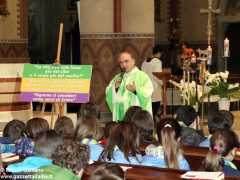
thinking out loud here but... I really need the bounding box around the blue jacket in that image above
[141,154,190,170]
[103,150,142,165]
[198,135,211,147]
[222,160,240,177]
[89,144,104,161]
[143,144,190,170]
[7,156,52,173]
[0,143,14,153]
[80,138,103,161]
[0,137,14,144]
[198,139,210,147]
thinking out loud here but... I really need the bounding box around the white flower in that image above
[205,71,211,77]
[220,71,229,79]
[205,73,217,85]
[228,83,239,89]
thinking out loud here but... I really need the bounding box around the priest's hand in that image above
[115,78,122,89]
[126,81,136,93]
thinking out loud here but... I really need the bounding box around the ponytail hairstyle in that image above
[204,129,239,172]
[157,118,182,169]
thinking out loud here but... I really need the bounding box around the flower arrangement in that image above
[179,80,203,108]
[169,70,240,112]
[205,71,240,99]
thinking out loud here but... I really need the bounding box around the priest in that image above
[106,51,153,121]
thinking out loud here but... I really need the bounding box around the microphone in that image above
[120,67,126,79]
[117,68,125,92]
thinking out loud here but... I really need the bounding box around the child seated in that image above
[2,119,25,143]
[175,105,205,146]
[54,116,74,137]
[14,117,49,156]
[0,119,25,153]
[77,102,100,125]
[34,140,90,179]
[199,110,234,147]
[142,118,190,170]
[75,116,104,161]
[122,105,142,122]
[99,121,142,165]
[129,110,155,145]
[7,130,63,173]
[203,129,240,176]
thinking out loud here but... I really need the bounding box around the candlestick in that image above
[224,38,229,57]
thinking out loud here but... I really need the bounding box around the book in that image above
[1,153,19,162]
[181,171,224,180]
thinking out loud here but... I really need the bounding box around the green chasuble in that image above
[106,67,153,121]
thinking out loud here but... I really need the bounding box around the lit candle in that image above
[224,38,229,57]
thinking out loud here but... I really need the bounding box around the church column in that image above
[114,0,121,32]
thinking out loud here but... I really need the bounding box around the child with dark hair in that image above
[99,121,142,165]
[0,119,25,153]
[7,130,63,173]
[175,105,205,146]
[23,117,49,139]
[34,130,63,159]
[142,118,190,170]
[3,119,25,142]
[104,121,117,139]
[123,105,142,122]
[14,117,49,156]
[90,164,124,180]
[199,110,234,147]
[77,102,100,124]
[203,129,240,176]
[75,116,104,161]
[130,110,155,144]
[35,140,90,179]
[54,116,74,137]
[102,121,117,146]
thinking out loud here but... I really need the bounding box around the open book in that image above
[1,153,19,162]
[181,171,224,180]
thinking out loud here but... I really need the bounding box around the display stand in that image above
[41,23,66,128]
[223,51,230,71]
[153,72,172,117]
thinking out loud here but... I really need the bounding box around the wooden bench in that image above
[140,143,240,171]
[82,162,240,180]
[183,146,240,171]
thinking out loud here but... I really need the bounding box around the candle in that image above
[191,54,196,63]
[224,38,229,57]
[207,46,212,65]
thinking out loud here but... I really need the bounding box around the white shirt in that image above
[141,57,162,102]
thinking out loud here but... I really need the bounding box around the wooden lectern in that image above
[153,72,172,117]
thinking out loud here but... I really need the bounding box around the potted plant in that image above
[205,71,240,110]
